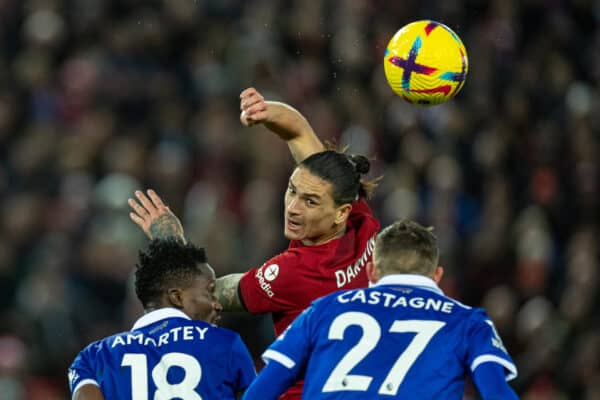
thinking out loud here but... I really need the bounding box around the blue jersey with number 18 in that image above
[68,308,256,400]
[262,275,517,399]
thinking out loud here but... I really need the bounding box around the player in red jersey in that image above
[128,87,380,399]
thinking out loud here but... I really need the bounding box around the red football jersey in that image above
[238,198,379,400]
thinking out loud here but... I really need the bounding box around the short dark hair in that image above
[135,238,209,308]
[374,220,439,276]
[299,150,378,205]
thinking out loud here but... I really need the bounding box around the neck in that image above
[302,224,346,246]
[144,301,170,314]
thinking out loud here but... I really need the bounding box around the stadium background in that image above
[0,0,598,398]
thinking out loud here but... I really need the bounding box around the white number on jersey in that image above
[322,312,445,396]
[122,352,203,400]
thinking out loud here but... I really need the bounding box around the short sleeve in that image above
[466,309,518,381]
[261,303,315,376]
[68,344,99,396]
[228,334,257,391]
[238,251,303,314]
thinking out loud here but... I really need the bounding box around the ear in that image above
[335,203,352,225]
[432,266,444,284]
[366,261,380,284]
[167,288,184,308]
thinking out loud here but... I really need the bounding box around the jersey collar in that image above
[132,307,191,330]
[374,274,444,295]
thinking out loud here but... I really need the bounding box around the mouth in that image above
[286,218,302,232]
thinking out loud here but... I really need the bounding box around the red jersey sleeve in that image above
[238,250,305,315]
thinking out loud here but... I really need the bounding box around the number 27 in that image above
[323,312,445,395]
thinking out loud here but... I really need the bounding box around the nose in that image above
[286,196,301,214]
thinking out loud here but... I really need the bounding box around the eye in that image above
[306,199,316,206]
[288,185,296,194]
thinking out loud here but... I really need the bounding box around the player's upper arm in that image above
[286,132,325,164]
[73,384,104,400]
[242,358,297,400]
[238,251,303,314]
[69,344,101,399]
[263,101,324,163]
[465,310,518,381]
[471,362,519,400]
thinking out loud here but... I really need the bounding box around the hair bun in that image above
[349,155,370,175]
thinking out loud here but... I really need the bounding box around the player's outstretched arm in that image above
[215,273,245,312]
[240,87,325,163]
[73,385,105,400]
[129,190,247,312]
[128,190,186,243]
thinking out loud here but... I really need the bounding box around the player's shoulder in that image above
[439,298,492,329]
[77,330,130,357]
[257,248,307,280]
[463,306,492,323]
[265,248,304,267]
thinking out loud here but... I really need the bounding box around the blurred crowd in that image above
[0,0,599,398]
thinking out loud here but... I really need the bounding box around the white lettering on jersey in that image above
[111,326,209,348]
[485,320,508,353]
[335,236,376,288]
[337,290,455,314]
[255,267,275,297]
[68,369,79,387]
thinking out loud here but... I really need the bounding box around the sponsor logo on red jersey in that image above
[256,265,276,297]
[264,264,280,281]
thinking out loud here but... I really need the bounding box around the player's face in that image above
[181,264,221,325]
[284,167,347,245]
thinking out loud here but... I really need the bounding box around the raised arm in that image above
[128,190,186,243]
[240,87,325,163]
[129,190,246,312]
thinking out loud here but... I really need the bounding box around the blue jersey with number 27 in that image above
[259,274,518,399]
[68,308,256,400]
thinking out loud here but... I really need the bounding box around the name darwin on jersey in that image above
[337,289,456,314]
[111,326,209,348]
[335,236,376,288]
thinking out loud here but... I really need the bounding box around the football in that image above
[383,20,468,105]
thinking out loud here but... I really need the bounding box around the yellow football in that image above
[384,20,468,106]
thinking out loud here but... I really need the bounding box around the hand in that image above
[128,189,186,243]
[240,87,268,127]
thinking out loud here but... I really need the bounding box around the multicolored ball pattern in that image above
[384,20,468,106]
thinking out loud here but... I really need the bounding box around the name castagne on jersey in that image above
[110,325,209,348]
[337,288,456,314]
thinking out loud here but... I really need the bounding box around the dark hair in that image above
[374,220,439,276]
[135,238,209,308]
[299,150,378,205]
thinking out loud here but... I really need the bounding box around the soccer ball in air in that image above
[383,20,468,106]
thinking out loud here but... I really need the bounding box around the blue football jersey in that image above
[262,274,517,399]
[68,308,256,400]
